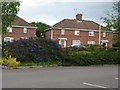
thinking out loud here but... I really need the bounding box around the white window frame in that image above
[7,27,12,32]
[20,37,29,39]
[74,30,80,35]
[58,38,67,47]
[103,32,106,37]
[72,40,81,45]
[24,28,27,33]
[87,41,95,44]
[4,37,14,42]
[61,29,65,35]
[89,31,94,36]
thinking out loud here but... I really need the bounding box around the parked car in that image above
[111,47,119,51]
[67,45,87,48]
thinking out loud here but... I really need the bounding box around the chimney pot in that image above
[76,13,83,21]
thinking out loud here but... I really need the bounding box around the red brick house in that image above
[3,16,37,42]
[45,14,114,48]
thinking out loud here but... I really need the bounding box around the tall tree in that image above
[0,1,20,33]
[101,2,120,41]
[101,2,120,33]
[31,22,50,37]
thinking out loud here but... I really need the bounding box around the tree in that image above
[0,1,20,34]
[101,2,120,33]
[31,22,50,37]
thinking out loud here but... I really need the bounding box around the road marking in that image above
[115,78,119,80]
[83,82,109,88]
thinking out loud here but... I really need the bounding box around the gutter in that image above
[45,27,112,33]
[12,25,38,29]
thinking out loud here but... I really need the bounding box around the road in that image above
[2,65,118,89]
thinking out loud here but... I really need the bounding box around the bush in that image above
[63,48,119,66]
[3,38,64,63]
[114,41,120,47]
[0,57,20,68]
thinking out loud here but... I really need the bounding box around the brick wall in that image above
[51,29,113,47]
[3,27,36,41]
[45,30,51,39]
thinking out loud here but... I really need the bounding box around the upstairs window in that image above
[24,28,27,33]
[61,29,65,35]
[7,27,12,32]
[103,32,106,37]
[74,30,80,35]
[89,31,94,36]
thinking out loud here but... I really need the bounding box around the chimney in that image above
[76,13,83,21]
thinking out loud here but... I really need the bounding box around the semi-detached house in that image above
[3,16,37,42]
[45,14,114,48]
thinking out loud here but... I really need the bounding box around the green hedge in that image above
[62,48,119,66]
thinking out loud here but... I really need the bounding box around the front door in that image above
[59,40,66,48]
[102,43,108,47]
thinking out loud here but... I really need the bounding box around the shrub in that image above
[63,48,119,66]
[0,57,20,68]
[3,38,64,63]
[114,41,120,47]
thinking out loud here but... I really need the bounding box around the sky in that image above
[18,0,116,26]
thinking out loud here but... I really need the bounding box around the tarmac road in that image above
[2,65,118,89]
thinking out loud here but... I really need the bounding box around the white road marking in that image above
[83,82,109,88]
[115,78,119,80]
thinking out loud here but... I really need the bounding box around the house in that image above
[45,14,114,48]
[3,16,37,42]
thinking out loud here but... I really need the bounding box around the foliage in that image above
[62,47,119,66]
[100,2,120,31]
[20,61,62,66]
[3,38,64,63]
[100,2,120,40]
[31,22,50,37]
[113,41,120,47]
[1,2,20,33]
[0,57,20,68]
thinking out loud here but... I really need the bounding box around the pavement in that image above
[2,65,119,89]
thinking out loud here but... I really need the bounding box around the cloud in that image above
[18,1,113,26]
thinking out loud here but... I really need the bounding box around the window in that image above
[7,27,12,32]
[4,37,14,42]
[58,38,67,48]
[89,31,94,36]
[87,41,95,44]
[72,40,81,45]
[103,32,106,37]
[24,28,27,33]
[74,31,80,35]
[20,37,29,39]
[61,29,65,35]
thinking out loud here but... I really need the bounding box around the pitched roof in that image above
[53,19,105,30]
[12,16,35,27]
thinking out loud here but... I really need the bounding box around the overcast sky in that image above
[18,0,116,26]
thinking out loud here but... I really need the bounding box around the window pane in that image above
[103,32,106,37]
[89,32,94,36]
[7,27,12,32]
[72,40,81,45]
[75,31,80,35]
[61,29,65,35]
[87,41,95,44]
[24,28,27,33]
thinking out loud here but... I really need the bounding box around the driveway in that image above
[2,65,118,89]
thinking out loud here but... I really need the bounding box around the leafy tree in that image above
[31,22,50,37]
[101,2,120,33]
[0,2,20,33]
